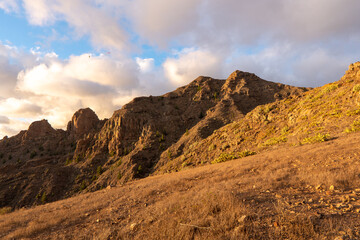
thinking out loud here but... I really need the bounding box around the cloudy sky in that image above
[0,0,360,138]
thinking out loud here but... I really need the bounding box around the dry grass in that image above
[1,132,360,239]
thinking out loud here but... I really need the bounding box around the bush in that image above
[344,120,360,133]
[0,207,12,215]
[96,166,103,175]
[79,180,87,191]
[41,192,47,204]
[301,133,330,144]
[167,150,172,159]
[263,136,288,146]
[353,84,360,93]
[238,150,256,158]
[65,157,72,165]
[211,153,237,164]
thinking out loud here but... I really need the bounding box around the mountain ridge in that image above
[0,70,307,208]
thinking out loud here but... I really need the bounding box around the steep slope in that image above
[0,71,306,208]
[0,108,105,208]
[76,71,306,190]
[1,131,360,239]
[158,62,360,173]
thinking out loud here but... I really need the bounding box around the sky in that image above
[0,0,360,138]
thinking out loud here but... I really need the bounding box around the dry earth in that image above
[1,131,360,240]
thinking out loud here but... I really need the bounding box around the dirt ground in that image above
[1,132,360,239]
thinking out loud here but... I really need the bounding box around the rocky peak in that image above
[226,70,257,81]
[67,108,100,137]
[342,62,360,81]
[221,70,265,96]
[22,119,56,141]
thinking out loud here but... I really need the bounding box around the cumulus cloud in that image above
[126,0,202,48]
[16,53,140,118]
[19,0,129,51]
[0,0,19,13]
[2,0,360,138]
[136,58,154,73]
[163,48,223,87]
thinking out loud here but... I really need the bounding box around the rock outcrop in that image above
[22,119,57,141]
[67,108,100,137]
[0,70,310,209]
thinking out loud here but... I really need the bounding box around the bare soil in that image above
[1,132,360,240]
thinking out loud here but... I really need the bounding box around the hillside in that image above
[1,62,360,239]
[156,62,360,173]
[0,70,306,209]
[1,132,360,239]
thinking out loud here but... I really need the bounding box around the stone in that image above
[22,119,56,141]
[67,108,99,137]
[130,223,138,231]
[237,215,248,224]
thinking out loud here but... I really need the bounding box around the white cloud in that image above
[0,98,42,117]
[0,115,9,124]
[127,0,202,48]
[163,48,222,87]
[22,0,54,25]
[2,0,360,138]
[20,0,129,51]
[136,58,154,73]
[0,0,19,13]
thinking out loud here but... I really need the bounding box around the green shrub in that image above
[79,180,87,191]
[65,157,72,165]
[263,136,287,146]
[344,120,360,133]
[0,206,12,215]
[30,151,37,159]
[167,150,172,159]
[117,171,122,180]
[208,144,216,151]
[211,153,237,164]
[211,150,256,164]
[96,166,103,175]
[238,150,256,158]
[322,83,338,93]
[301,133,331,144]
[41,192,47,204]
[73,154,81,163]
[353,84,360,93]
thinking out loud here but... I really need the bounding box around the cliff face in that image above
[0,70,308,208]
[72,71,307,190]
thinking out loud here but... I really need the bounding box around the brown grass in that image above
[1,132,360,239]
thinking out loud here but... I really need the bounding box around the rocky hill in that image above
[0,70,307,208]
[159,62,360,174]
[2,62,360,239]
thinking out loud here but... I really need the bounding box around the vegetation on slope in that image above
[157,62,360,173]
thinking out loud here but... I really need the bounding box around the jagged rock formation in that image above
[73,71,307,190]
[22,120,57,141]
[67,108,101,137]
[0,70,308,208]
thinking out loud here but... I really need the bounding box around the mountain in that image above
[1,62,360,239]
[0,70,307,208]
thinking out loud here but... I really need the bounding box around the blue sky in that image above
[0,0,360,138]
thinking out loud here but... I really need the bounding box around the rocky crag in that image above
[0,70,308,208]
